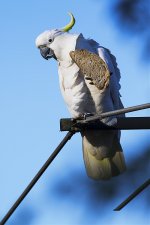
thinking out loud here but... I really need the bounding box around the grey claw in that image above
[82,113,94,120]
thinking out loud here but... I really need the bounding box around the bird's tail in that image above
[81,130,126,180]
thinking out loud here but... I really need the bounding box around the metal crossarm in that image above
[60,103,150,131]
[60,117,150,131]
[0,103,150,224]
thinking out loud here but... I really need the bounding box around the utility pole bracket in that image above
[60,117,150,132]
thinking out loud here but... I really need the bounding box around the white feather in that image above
[36,30,126,180]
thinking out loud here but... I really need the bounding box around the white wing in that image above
[88,39,124,111]
[98,47,124,111]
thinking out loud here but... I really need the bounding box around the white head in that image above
[35,13,78,61]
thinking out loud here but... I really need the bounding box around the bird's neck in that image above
[54,33,79,64]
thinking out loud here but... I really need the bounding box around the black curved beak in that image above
[39,46,54,60]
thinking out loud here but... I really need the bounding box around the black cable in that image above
[0,131,75,225]
[114,178,150,211]
[82,103,150,123]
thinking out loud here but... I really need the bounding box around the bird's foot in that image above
[80,113,94,120]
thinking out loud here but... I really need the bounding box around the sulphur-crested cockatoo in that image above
[35,13,126,180]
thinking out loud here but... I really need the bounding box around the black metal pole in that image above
[84,103,150,122]
[0,131,74,225]
[114,178,150,211]
[60,117,150,131]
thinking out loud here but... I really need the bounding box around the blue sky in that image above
[0,0,150,225]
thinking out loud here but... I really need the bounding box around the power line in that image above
[114,178,150,211]
[79,103,150,122]
[0,131,74,225]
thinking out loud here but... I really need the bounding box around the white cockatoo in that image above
[35,13,126,180]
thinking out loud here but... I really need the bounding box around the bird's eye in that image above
[48,38,53,43]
